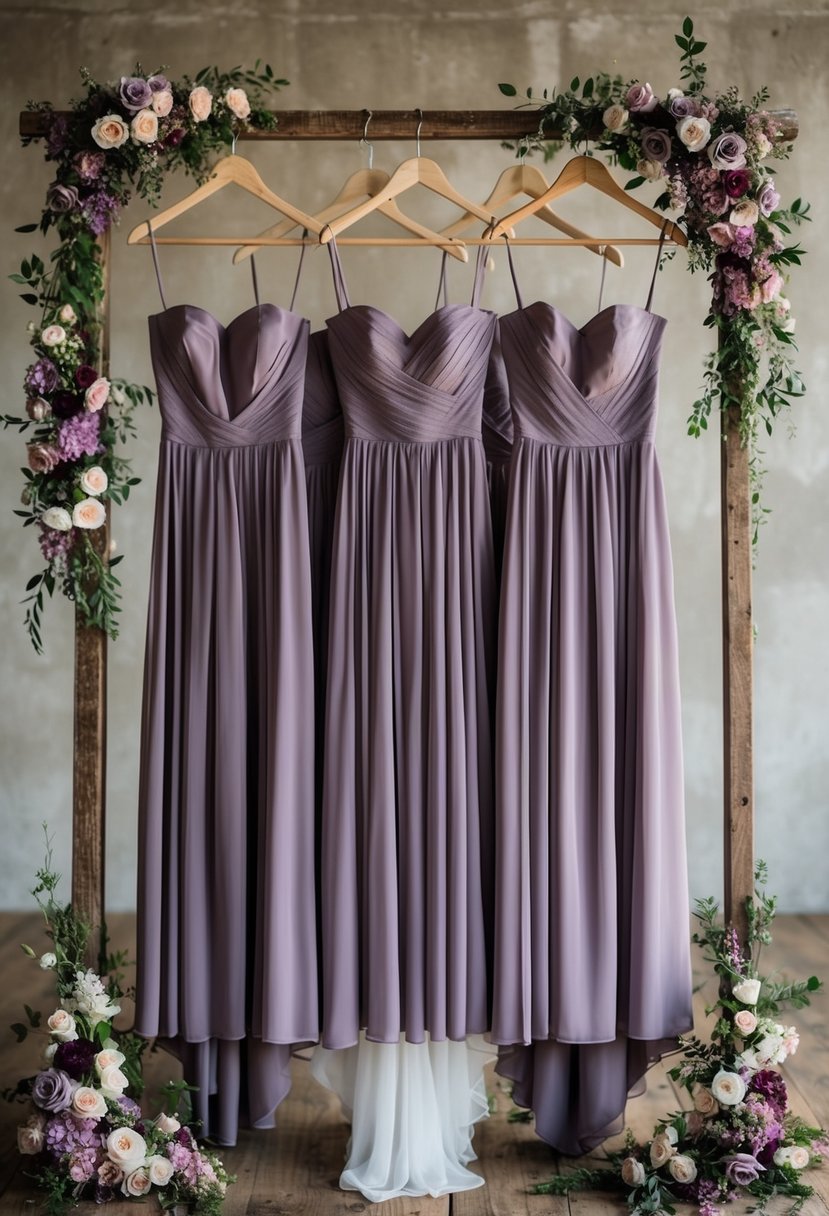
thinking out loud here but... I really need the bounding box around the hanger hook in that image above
[415,107,423,158]
[360,108,374,171]
[519,140,527,165]
[231,130,238,156]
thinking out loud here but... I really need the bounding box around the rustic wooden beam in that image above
[71,228,109,953]
[720,378,755,943]
[18,107,800,143]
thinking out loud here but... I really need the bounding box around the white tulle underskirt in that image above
[310,1033,494,1203]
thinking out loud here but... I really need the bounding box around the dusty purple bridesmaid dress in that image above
[492,233,694,1154]
[135,234,318,1145]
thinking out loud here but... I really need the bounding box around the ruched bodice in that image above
[325,305,497,444]
[148,304,309,448]
[499,303,666,447]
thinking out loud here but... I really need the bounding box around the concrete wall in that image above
[0,1,827,912]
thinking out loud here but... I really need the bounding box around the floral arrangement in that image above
[500,15,809,538]
[4,837,233,1213]
[6,63,286,650]
[532,863,827,1215]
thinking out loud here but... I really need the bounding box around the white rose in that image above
[154,1112,181,1134]
[636,157,664,182]
[734,1009,757,1035]
[788,1146,810,1169]
[17,1120,45,1155]
[225,87,251,120]
[110,384,126,407]
[147,1154,175,1185]
[106,1126,147,1171]
[730,199,760,227]
[603,104,629,133]
[73,498,107,531]
[668,1154,698,1184]
[91,114,130,150]
[151,89,174,117]
[667,87,684,100]
[43,1042,58,1062]
[99,1063,129,1098]
[39,952,57,969]
[710,1068,747,1106]
[621,1156,646,1186]
[122,1166,152,1196]
[47,1009,78,1042]
[58,304,77,325]
[80,466,108,496]
[736,1048,759,1074]
[732,977,762,1005]
[40,324,66,347]
[649,1133,676,1168]
[754,1034,785,1067]
[72,1086,108,1120]
[676,115,711,152]
[42,507,73,533]
[664,1125,679,1146]
[131,109,159,145]
[95,1047,126,1074]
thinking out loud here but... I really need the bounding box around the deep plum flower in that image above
[164,126,186,149]
[119,76,153,113]
[641,127,673,163]
[723,169,751,199]
[724,1153,765,1186]
[750,1069,788,1118]
[75,364,98,390]
[46,115,69,157]
[32,1068,76,1112]
[47,184,80,214]
[54,1038,97,1081]
[52,390,83,419]
[25,357,60,396]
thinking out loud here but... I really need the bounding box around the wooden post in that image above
[720,359,755,943]
[71,229,110,945]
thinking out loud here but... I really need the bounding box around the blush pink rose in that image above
[626,82,658,113]
[734,1009,757,1035]
[151,89,174,117]
[225,88,251,120]
[188,86,213,122]
[91,114,129,149]
[707,222,735,247]
[84,377,110,413]
[131,109,159,145]
[760,269,784,303]
[73,498,107,530]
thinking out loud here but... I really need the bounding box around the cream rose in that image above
[756,132,772,158]
[151,89,174,117]
[80,466,108,496]
[710,1069,746,1106]
[692,1084,719,1116]
[676,115,711,151]
[41,324,66,347]
[72,1086,108,1120]
[147,1155,175,1185]
[649,1133,676,1168]
[41,506,73,532]
[73,498,107,531]
[58,303,77,325]
[122,1167,152,1196]
[106,1126,147,1170]
[730,199,759,227]
[43,1042,58,1062]
[732,977,762,1005]
[84,377,110,412]
[154,1112,181,1134]
[95,1046,126,1073]
[47,1009,78,1042]
[734,1009,757,1035]
[131,109,159,145]
[621,1156,646,1186]
[17,1119,45,1155]
[91,114,130,150]
[97,1159,124,1187]
[636,157,664,182]
[788,1146,810,1169]
[668,1154,698,1184]
[99,1063,129,1097]
[603,104,629,133]
[189,86,213,122]
[39,952,58,969]
[226,87,251,120]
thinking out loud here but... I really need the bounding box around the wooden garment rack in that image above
[18,107,800,945]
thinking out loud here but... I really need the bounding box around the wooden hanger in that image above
[127,153,325,245]
[440,162,623,267]
[488,155,688,246]
[233,167,468,264]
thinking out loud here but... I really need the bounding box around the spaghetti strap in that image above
[470,243,489,308]
[147,221,169,312]
[645,220,670,312]
[434,250,449,312]
[250,254,261,307]
[289,228,310,313]
[597,250,608,313]
[502,236,524,311]
[326,231,351,312]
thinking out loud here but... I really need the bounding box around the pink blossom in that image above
[760,269,783,303]
[708,222,734,248]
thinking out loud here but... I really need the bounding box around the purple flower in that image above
[750,1069,788,1118]
[641,127,673,163]
[723,1153,766,1186]
[52,389,83,419]
[46,115,69,157]
[626,82,658,113]
[32,1068,76,1113]
[58,410,104,461]
[47,184,79,214]
[148,73,170,93]
[723,170,751,199]
[758,180,781,217]
[81,190,121,237]
[117,1094,142,1117]
[669,94,700,120]
[26,358,60,396]
[54,1038,97,1081]
[708,132,748,171]
[44,1110,105,1157]
[74,150,106,183]
[38,523,75,562]
[119,75,153,112]
[730,226,756,259]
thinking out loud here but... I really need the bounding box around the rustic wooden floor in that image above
[0,912,826,1215]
